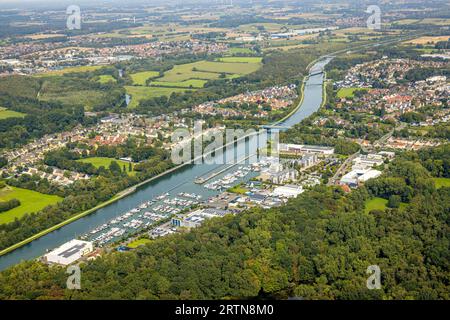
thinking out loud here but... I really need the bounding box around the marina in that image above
[80,192,203,246]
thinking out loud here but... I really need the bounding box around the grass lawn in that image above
[125,86,191,108]
[0,186,62,224]
[365,197,388,213]
[77,157,136,175]
[98,75,116,84]
[130,71,160,85]
[127,238,151,249]
[365,197,407,213]
[228,185,248,195]
[337,87,367,99]
[433,177,450,189]
[0,107,26,119]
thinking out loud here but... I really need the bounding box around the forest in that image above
[0,145,448,300]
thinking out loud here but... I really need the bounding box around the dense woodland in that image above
[0,145,448,299]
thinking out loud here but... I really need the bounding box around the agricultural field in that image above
[158,59,261,82]
[125,86,191,108]
[418,18,450,25]
[237,22,289,33]
[0,186,62,224]
[392,19,420,25]
[77,157,135,175]
[405,36,450,45]
[26,33,65,40]
[226,47,256,55]
[143,58,262,90]
[0,107,26,119]
[393,18,450,26]
[130,71,160,85]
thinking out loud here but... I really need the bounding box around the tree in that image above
[108,161,122,175]
[387,195,401,208]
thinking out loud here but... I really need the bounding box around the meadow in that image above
[0,107,26,120]
[154,59,262,85]
[365,197,407,214]
[130,71,160,85]
[150,79,207,88]
[125,86,191,108]
[0,186,62,224]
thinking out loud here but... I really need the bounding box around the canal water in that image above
[0,58,331,271]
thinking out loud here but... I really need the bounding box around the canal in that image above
[0,57,331,271]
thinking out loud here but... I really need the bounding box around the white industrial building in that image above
[172,208,229,229]
[44,239,93,266]
[272,185,304,198]
[352,154,384,170]
[340,169,382,187]
[279,143,335,155]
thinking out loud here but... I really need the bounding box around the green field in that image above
[365,197,388,213]
[0,107,26,119]
[127,238,151,249]
[77,157,135,175]
[150,79,207,88]
[157,59,262,84]
[0,186,62,224]
[226,47,255,55]
[192,60,262,74]
[98,75,116,84]
[130,71,160,85]
[125,86,191,108]
[337,87,366,99]
[365,197,407,213]
[216,57,263,63]
[37,65,103,76]
[433,178,450,189]
[39,89,106,110]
